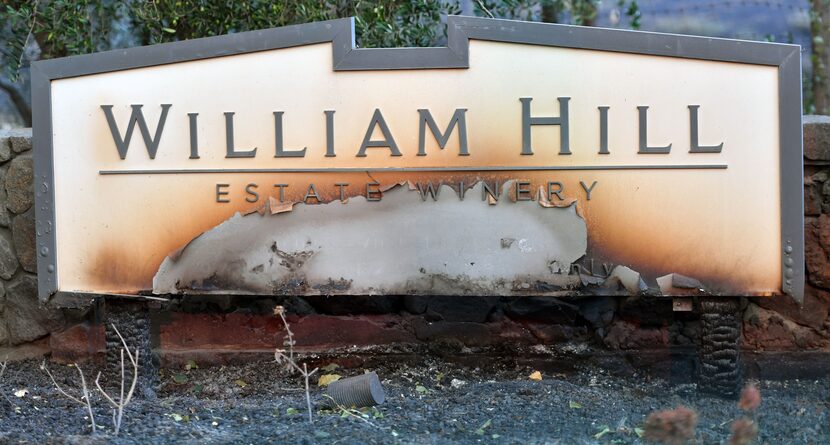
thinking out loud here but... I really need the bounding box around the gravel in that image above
[0,357,827,444]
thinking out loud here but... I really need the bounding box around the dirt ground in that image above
[0,356,827,444]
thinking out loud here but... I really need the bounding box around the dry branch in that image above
[41,360,97,434]
[274,305,319,423]
[95,323,139,436]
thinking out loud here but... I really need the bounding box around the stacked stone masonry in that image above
[0,128,64,347]
[2,120,830,360]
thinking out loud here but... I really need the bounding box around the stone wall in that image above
[1,122,829,367]
[0,128,64,347]
[741,115,830,351]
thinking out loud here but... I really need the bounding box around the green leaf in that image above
[635,427,645,438]
[415,385,428,394]
[569,400,582,409]
[475,419,492,435]
[321,363,340,372]
[172,373,188,384]
[162,27,176,34]
[234,379,247,388]
[318,374,341,387]
[185,360,198,370]
[286,407,300,415]
[169,413,189,422]
[594,426,612,439]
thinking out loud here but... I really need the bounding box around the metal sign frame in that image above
[31,16,804,303]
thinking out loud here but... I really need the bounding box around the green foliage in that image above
[352,0,461,48]
[1,0,121,79]
[0,0,646,80]
[471,0,639,27]
[0,0,460,80]
[133,0,460,49]
[130,1,334,45]
[620,0,641,30]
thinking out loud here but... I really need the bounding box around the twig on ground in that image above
[321,395,381,429]
[274,305,319,424]
[41,360,97,434]
[95,324,139,436]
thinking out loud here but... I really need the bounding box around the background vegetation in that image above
[1,0,823,126]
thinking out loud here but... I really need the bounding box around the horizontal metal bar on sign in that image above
[98,165,729,175]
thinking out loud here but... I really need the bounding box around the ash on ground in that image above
[0,357,826,444]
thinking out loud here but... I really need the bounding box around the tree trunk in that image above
[0,78,31,127]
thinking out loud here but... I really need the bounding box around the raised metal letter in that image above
[274,111,306,158]
[688,105,723,153]
[357,109,402,157]
[520,97,570,155]
[224,112,257,158]
[101,104,172,160]
[637,106,671,154]
[417,109,469,156]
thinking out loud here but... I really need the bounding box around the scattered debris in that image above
[657,273,706,296]
[172,374,188,384]
[671,274,703,289]
[268,197,294,215]
[320,363,340,373]
[317,374,341,387]
[528,371,542,381]
[450,378,467,389]
[594,426,612,439]
[605,265,647,294]
[474,419,492,435]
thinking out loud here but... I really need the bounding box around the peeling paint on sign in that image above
[153,182,587,295]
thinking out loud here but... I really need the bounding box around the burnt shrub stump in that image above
[698,298,742,397]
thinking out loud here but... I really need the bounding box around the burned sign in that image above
[32,17,803,302]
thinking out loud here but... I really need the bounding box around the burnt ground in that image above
[0,356,827,445]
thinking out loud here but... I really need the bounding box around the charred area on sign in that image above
[140,175,737,299]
